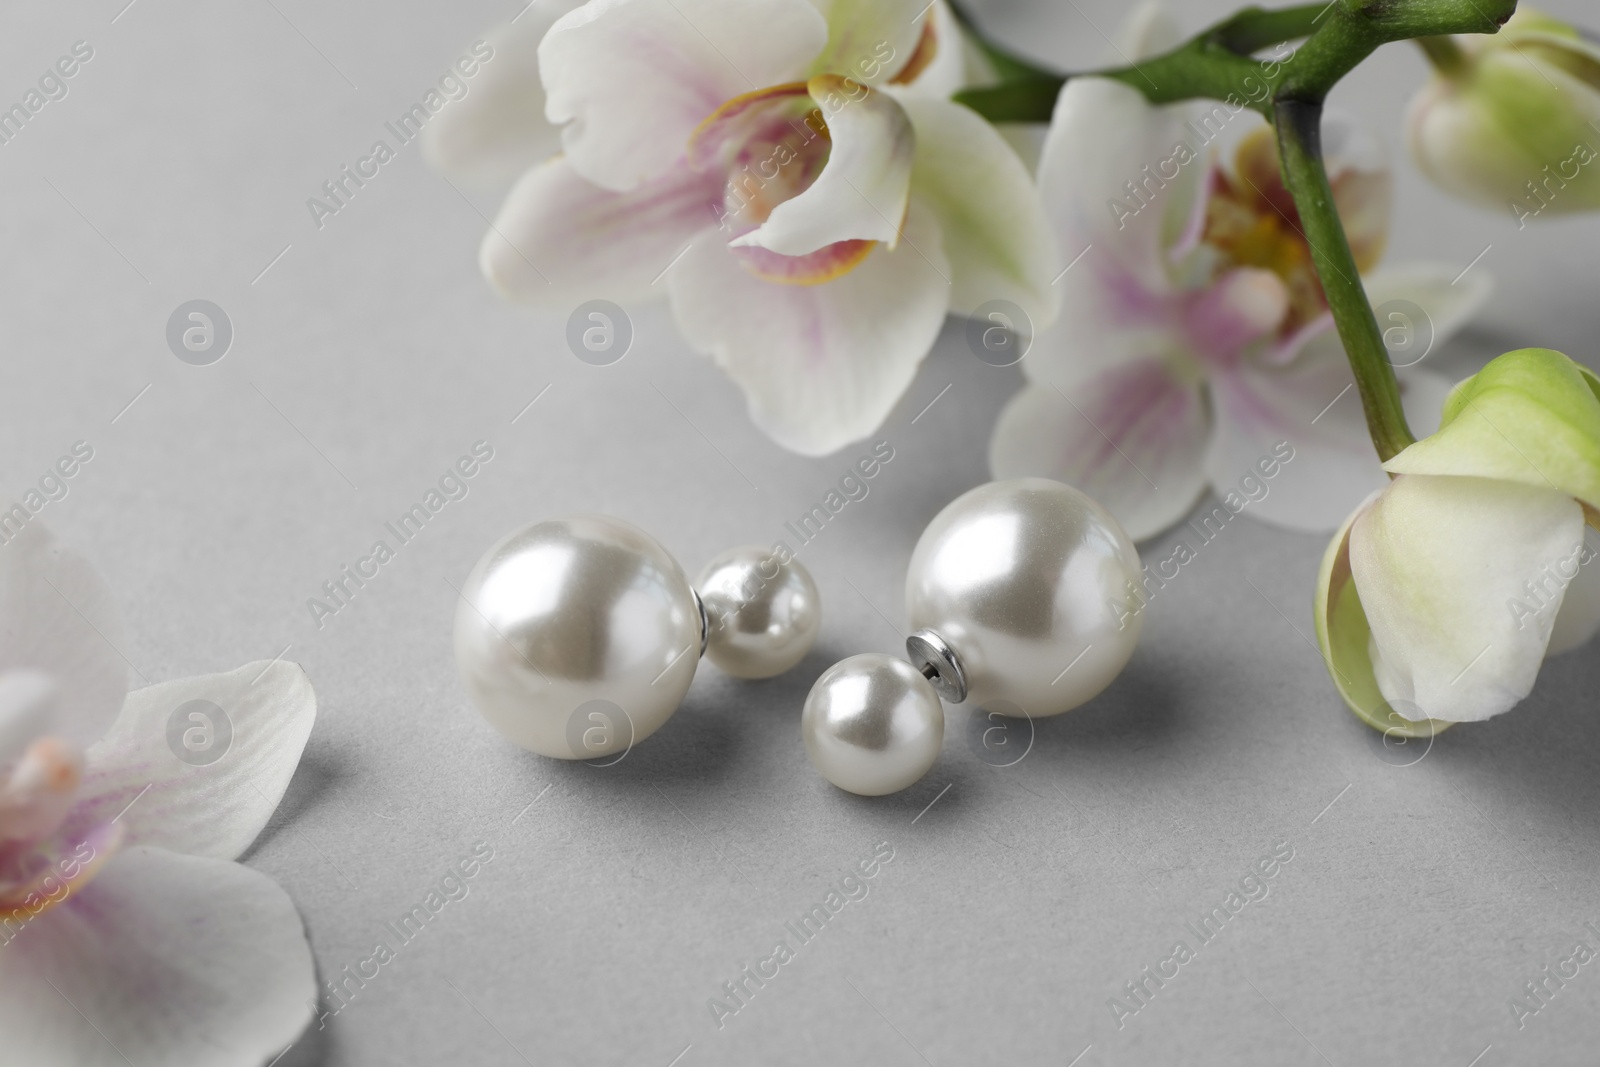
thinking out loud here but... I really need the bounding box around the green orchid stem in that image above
[1274,99,1416,460]
[1416,34,1468,74]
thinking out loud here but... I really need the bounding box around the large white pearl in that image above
[801,654,944,796]
[453,516,702,759]
[906,478,1143,718]
[696,547,821,679]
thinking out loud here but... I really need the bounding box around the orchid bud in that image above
[1315,349,1600,732]
[1406,9,1600,224]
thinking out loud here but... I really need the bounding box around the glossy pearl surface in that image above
[453,516,701,759]
[906,478,1143,717]
[696,547,821,679]
[801,654,944,796]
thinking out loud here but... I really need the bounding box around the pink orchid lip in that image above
[0,819,124,926]
[687,80,882,286]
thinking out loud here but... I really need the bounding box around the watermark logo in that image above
[166,699,232,766]
[1376,299,1434,368]
[565,699,633,766]
[1372,698,1434,768]
[965,300,1033,367]
[166,300,232,366]
[566,300,632,366]
[961,701,1034,768]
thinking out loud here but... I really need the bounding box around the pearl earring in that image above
[454,516,820,760]
[803,478,1144,796]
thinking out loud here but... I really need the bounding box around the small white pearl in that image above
[906,478,1143,717]
[802,654,944,796]
[696,547,820,679]
[453,516,702,759]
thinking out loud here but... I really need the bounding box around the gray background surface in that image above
[4,0,1599,1063]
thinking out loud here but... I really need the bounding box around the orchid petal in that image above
[480,155,721,305]
[420,5,585,187]
[1361,261,1494,366]
[1314,494,1454,738]
[0,847,313,1067]
[667,201,949,455]
[541,0,829,191]
[0,524,125,751]
[733,77,914,256]
[1206,350,1452,534]
[805,0,928,86]
[989,363,1210,543]
[76,661,316,862]
[1350,474,1583,722]
[890,1,971,97]
[1039,78,1203,295]
[899,95,1061,330]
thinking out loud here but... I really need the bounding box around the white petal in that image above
[667,202,950,455]
[898,94,1061,330]
[1360,261,1495,372]
[1038,78,1204,294]
[420,6,586,188]
[0,847,314,1067]
[806,0,928,85]
[733,77,913,255]
[480,155,721,305]
[1351,474,1582,722]
[541,0,829,190]
[1116,1,1185,60]
[0,671,58,768]
[1205,352,1455,534]
[989,365,1211,542]
[0,523,125,750]
[890,0,969,98]
[76,661,316,862]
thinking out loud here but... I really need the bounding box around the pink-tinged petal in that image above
[1179,266,1288,370]
[480,155,722,305]
[541,0,829,191]
[1353,474,1582,722]
[733,76,914,255]
[420,5,586,188]
[75,661,315,862]
[806,0,928,85]
[0,847,314,1067]
[899,95,1061,330]
[0,821,122,920]
[667,201,950,455]
[1206,353,1452,534]
[989,363,1211,542]
[730,238,876,285]
[0,523,125,752]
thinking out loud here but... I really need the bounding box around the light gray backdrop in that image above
[3,0,1598,1064]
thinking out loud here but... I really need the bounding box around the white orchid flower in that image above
[988,74,1493,540]
[0,523,317,1065]
[1316,348,1600,732]
[1407,8,1600,221]
[430,0,1058,456]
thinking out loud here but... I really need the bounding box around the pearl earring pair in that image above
[802,478,1144,796]
[453,515,820,760]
